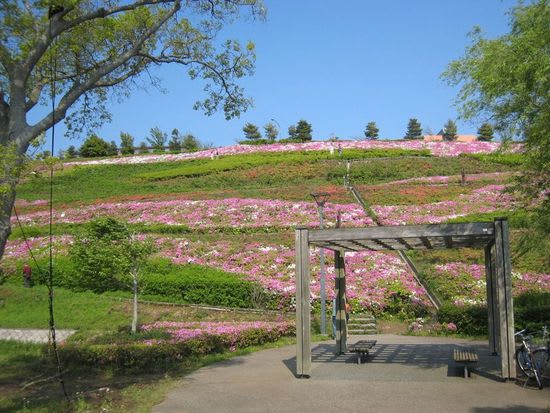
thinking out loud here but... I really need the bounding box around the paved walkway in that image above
[0,328,76,343]
[153,334,550,413]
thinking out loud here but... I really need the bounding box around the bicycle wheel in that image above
[516,347,535,377]
[532,349,549,389]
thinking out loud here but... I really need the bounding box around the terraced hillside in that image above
[2,141,548,330]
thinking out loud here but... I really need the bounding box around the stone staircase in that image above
[348,313,377,335]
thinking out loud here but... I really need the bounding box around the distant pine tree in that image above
[405,118,423,139]
[442,119,458,141]
[477,123,494,141]
[287,125,297,140]
[66,145,78,158]
[364,121,379,140]
[264,122,279,142]
[168,128,182,151]
[109,140,118,156]
[295,119,313,142]
[120,132,135,155]
[243,122,262,140]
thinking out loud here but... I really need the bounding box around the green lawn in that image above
[17,151,517,205]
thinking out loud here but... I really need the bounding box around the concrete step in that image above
[348,323,376,329]
[349,315,376,321]
[349,328,377,335]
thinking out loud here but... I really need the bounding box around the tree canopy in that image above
[0,0,263,261]
[442,0,550,258]
[442,0,549,184]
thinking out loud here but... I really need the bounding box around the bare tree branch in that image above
[138,53,236,101]
[19,0,180,86]
[23,1,181,146]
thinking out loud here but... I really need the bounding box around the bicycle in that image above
[515,327,549,389]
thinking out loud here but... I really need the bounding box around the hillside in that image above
[2,141,548,324]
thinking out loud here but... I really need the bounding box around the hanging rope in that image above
[47,4,69,399]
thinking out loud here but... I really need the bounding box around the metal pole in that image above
[319,205,326,335]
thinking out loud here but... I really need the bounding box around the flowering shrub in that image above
[59,321,294,370]
[65,140,518,167]
[12,198,374,230]
[154,237,431,312]
[13,185,515,230]
[372,185,517,225]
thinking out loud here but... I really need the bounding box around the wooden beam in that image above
[295,228,311,377]
[395,238,413,249]
[372,238,396,250]
[485,243,498,355]
[494,219,516,380]
[419,236,433,249]
[308,222,494,244]
[444,236,453,249]
[349,240,377,251]
[334,250,347,355]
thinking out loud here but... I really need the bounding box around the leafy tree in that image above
[477,123,494,141]
[66,145,78,158]
[263,122,279,142]
[109,140,118,156]
[181,133,201,152]
[405,118,423,140]
[243,122,262,141]
[120,132,135,155]
[287,125,297,140]
[295,119,312,142]
[79,134,111,157]
[0,1,262,261]
[147,127,167,151]
[442,0,550,263]
[70,217,153,333]
[364,122,379,140]
[168,128,182,152]
[442,119,458,141]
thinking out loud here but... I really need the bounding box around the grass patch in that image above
[138,148,431,180]
[17,151,515,205]
[0,335,297,413]
[0,283,286,331]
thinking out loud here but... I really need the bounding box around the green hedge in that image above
[438,291,550,336]
[26,257,267,309]
[139,264,261,308]
[58,325,295,370]
[59,336,226,370]
[514,291,550,332]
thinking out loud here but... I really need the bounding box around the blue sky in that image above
[44,0,519,152]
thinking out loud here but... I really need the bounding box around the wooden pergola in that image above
[295,218,516,380]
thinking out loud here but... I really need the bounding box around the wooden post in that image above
[484,244,498,355]
[334,250,347,354]
[295,228,311,377]
[494,218,516,380]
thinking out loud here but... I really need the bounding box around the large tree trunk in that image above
[0,146,25,262]
[0,187,16,262]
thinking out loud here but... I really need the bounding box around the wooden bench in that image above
[454,348,478,378]
[348,340,377,364]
